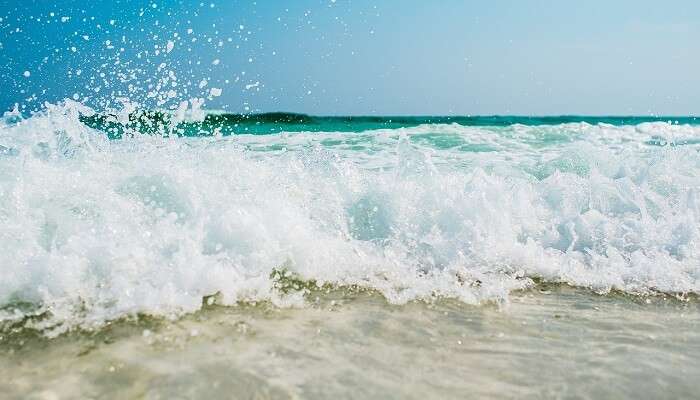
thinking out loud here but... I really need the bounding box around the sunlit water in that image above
[1,103,700,398]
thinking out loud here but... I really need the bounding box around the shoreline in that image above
[2,285,698,399]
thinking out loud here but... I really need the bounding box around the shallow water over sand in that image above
[1,286,698,399]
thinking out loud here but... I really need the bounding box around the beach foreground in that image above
[2,285,698,399]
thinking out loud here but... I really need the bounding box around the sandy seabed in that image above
[1,285,698,400]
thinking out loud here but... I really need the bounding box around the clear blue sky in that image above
[1,0,699,115]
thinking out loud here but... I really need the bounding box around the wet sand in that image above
[1,285,698,399]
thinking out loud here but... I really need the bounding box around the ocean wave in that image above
[1,101,700,334]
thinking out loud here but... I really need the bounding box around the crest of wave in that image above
[1,101,699,335]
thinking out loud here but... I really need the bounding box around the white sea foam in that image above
[1,102,699,334]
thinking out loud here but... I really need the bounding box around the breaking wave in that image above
[1,101,700,334]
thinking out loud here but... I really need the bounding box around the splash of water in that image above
[1,101,699,334]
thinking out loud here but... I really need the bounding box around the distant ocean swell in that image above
[1,101,699,334]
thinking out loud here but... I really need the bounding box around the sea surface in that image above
[1,104,700,398]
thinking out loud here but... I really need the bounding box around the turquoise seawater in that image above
[81,112,700,138]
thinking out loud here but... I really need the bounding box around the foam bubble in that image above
[1,102,699,333]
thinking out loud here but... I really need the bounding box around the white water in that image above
[1,102,700,334]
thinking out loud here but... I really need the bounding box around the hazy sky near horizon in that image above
[1,0,699,115]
